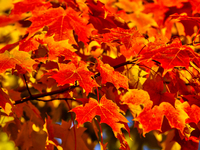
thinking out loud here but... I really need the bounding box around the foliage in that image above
[1,0,200,149]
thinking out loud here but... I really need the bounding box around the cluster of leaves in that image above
[1,0,200,149]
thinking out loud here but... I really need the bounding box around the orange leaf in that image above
[121,89,151,118]
[0,50,35,73]
[28,7,91,44]
[51,61,98,95]
[136,100,189,136]
[0,51,16,73]
[43,36,78,61]
[97,59,128,89]
[178,101,200,124]
[100,27,145,58]
[71,95,128,137]
[140,39,200,71]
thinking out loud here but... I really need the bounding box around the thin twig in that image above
[95,117,103,146]
[23,74,33,98]
[14,85,78,105]
[35,97,83,104]
[66,100,77,150]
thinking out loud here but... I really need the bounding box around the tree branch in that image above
[23,74,33,98]
[35,97,83,104]
[14,85,78,105]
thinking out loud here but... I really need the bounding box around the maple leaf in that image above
[0,51,16,73]
[10,0,51,15]
[0,50,35,74]
[190,0,200,14]
[121,89,151,118]
[12,101,44,126]
[143,3,169,27]
[103,85,128,113]
[19,37,40,52]
[19,35,78,62]
[101,55,126,72]
[86,0,128,33]
[136,100,189,136]
[100,27,145,58]
[15,121,47,150]
[71,95,128,137]
[43,116,59,149]
[140,39,200,71]
[173,129,199,150]
[115,0,158,32]
[15,121,34,150]
[28,7,91,44]
[183,95,200,106]
[143,77,175,106]
[11,50,36,73]
[54,122,89,150]
[96,59,129,89]
[178,101,200,124]
[42,36,78,61]
[44,116,89,150]
[51,61,98,95]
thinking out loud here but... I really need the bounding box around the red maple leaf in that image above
[99,27,145,58]
[86,0,129,33]
[136,100,189,135]
[44,116,89,150]
[19,35,78,62]
[51,61,98,95]
[121,89,152,118]
[19,37,40,52]
[143,77,175,106]
[96,59,129,89]
[10,0,51,15]
[28,7,91,44]
[71,95,128,136]
[140,39,200,71]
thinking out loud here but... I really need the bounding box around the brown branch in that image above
[23,74,33,98]
[14,85,78,105]
[35,97,83,104]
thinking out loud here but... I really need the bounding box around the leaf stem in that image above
[66,100,77,150]
[97,86,99,103]
[95,117,103,147]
